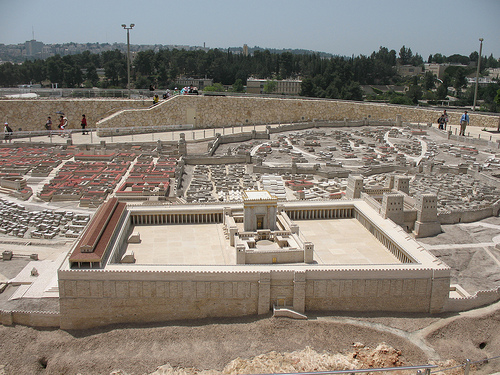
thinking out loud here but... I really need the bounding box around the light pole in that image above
[472,37,484,112]
[121,23,135,98]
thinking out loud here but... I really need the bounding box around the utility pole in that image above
[472,38,484,111]
[121,24,135,98]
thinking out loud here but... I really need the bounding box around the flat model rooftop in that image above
[124,218,400,266]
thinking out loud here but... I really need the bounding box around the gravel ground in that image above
[1,308,500,375]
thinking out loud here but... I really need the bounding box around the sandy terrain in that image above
[0,305,499,375]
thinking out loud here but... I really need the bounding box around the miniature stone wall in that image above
[443,286,500,312]
[96,95,500,130]
[0,309,60,327]
[58,271,262,329]
[0,99,149,132]
[305,269,450,314]
[183,155,248,166]
[58,266,450,329]
[438,203,500,224]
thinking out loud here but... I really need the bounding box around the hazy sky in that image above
[1,0,499,59]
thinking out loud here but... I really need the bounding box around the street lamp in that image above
[472,38,484,112]
[121,23,135,98]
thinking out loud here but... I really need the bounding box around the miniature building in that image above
[414,193,441,238]
[59,195,451,329]
[381,193,405,226]
[346,175,363,199]
[227,191,313,265]
[242,190,278,231]
[394,176,410,195]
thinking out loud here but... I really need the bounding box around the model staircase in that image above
[273,305,307,320]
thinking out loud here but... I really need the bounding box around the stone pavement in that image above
[3,122,500,149]
[124,218,400,266]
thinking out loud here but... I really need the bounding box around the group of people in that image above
[437,109,469,136]
[44,114,88,136]
[151,88,173,105]
[437,110,449,130]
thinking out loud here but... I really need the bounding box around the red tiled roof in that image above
[69,199,126,263]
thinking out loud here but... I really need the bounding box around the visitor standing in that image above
[443,110,449,130]
[459,110,469,136]
[45,116,52,137]
[438,115,446,130]
[81,114,88,135]
[4,122,13,143]
[59,115,68,137]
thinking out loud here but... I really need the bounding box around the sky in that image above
[1,0,500,59]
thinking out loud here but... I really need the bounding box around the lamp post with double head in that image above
[121,23,135,98]
[472,38,484,112]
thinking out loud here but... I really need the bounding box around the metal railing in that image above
[251,355,500,375]
[0,87,160,99]
[252,365,437,375]
[430,355,500,375]
[250,355,500,375]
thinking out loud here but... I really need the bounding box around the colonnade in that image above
[131,212,223,225]
[354,211,415,264]
[285,208,354,220]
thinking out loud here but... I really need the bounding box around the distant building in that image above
[466,76,495,86]
[396,65,423,77]
[24,39,44,59]
[246,78,302,95]
[175,77,213,90]
[487,67,500,80]
[243,44,249,57]
[424,63,449,81]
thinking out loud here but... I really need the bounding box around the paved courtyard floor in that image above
[126,218,400,265]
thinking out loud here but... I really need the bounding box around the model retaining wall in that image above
[95,96,500,130]
[0,309,60,327]
[58,267,449,329]
[2,96,499,134]
[0,98,149,133]
[438,203,500,224]
[443,287,500,312]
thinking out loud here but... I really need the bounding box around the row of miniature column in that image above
[371,228,412,263]
[131,212,223,225]
[286,208,354,221]
[355,212,413,264]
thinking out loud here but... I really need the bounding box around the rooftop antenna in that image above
[32,26,35,40]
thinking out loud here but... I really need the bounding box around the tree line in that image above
[0,46,498,111]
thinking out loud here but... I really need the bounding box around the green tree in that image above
[341,81,363,101]
[0,62,21,86]
[390,93,413,105]
[204,82,225,92]
[451,67,468,95]
[495,88,500,106]
[436,83,448,100]
[406,84,423,104]
[423,71,436,90]
[85,64,99,87]
[278,52,294,79]
[300,77,314,97]
[134,50,156,76]
[398,46,413,65]
[263,80,277,94]
[231,78,244,92]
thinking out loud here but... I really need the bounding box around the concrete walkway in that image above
[6,122,499,148]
